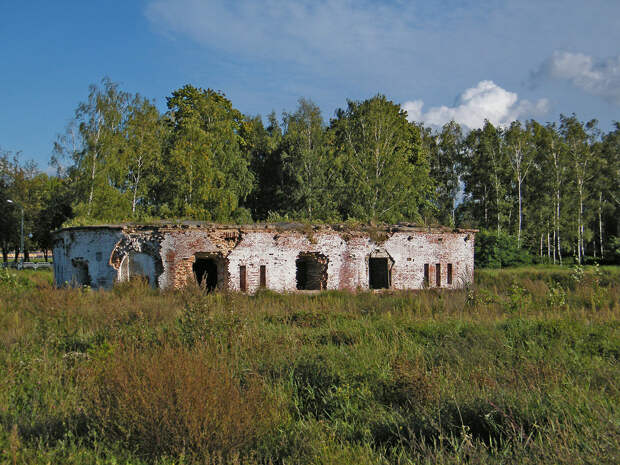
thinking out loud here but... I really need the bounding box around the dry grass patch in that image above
[81,343,283,460]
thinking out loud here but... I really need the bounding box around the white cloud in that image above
[402,100,424,122]
[144,0,501,84]
[146,0,414,69]
[144,1,620,126]
[402,81,549,129]
[541,51,620,104]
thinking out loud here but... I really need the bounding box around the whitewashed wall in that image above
[52,228,124,288]
[53,226,475,291]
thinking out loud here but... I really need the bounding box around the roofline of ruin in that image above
[54,221,478,235]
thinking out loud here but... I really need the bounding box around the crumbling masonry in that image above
[52,223,475,291]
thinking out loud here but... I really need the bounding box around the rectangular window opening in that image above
[259,265,266,288]
[239,265,247,292]
[423,264,429,287]
[436,263,441,287]
[447,263,453,285]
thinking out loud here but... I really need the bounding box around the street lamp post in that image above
[6,199,24,268]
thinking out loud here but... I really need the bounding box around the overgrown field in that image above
[0,266,619,464]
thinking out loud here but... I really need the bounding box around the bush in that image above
[475,229,533,268]
[608,236,620,265]
[0,267,18,288]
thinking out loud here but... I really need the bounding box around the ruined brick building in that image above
[52,223,475,291]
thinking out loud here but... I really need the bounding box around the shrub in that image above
[0,267,33,291]
[0,268,19,291]
[547,282,567,309]
[475,229,533,268]
[608,236,620,265]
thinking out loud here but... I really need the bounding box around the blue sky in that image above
[2,0,619,169]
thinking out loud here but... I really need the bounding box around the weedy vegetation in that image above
[0,266,618,464]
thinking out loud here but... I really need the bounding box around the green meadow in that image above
[0,266,618,464]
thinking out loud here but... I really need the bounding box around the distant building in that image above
[52,223,475,291]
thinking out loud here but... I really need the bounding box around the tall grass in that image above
[83,344,281,460]
[0,266,618,464]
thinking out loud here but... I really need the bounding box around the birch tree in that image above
[281,98,341,220]
[54,78,129,219]
[75,78,129,217]
[595,123,620,259]
[505,121,536,247]
[560,115,597,264]
[430,121,462,226]
[462,121,509,234]
[163,85,254,220]
[332,95,432,223]
[533,122,567,264]
[123,95,163,216]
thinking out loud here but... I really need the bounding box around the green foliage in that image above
[119,93,164,217]
[6,78,620,265]
[507,282,532,313]
[0,149,56,261]
[475,229,533,268]
[570,263,586,283]
[240,112,286,220]
[428,121,463,226]
[280,98,342,221]
[0,268,618,463]
[460,121,510,232]
[547,282,567,309]
[160,85,254,221]
[459,116,619,266]
[31,175,73,251]
[332,94,432,223]
[0,267,18,287]
[609,236,620,264]
[68,78,132,219]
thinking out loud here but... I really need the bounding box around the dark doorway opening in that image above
[296,253,328,290]
[369,257,390,289]
[193,257,219,292]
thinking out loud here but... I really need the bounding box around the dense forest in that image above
[1,78,619,265]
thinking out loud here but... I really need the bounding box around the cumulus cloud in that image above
[402,81,549,129]
[538,51,620,104]
[144,1,618,125]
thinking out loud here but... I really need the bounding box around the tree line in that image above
[1,78,619,264]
